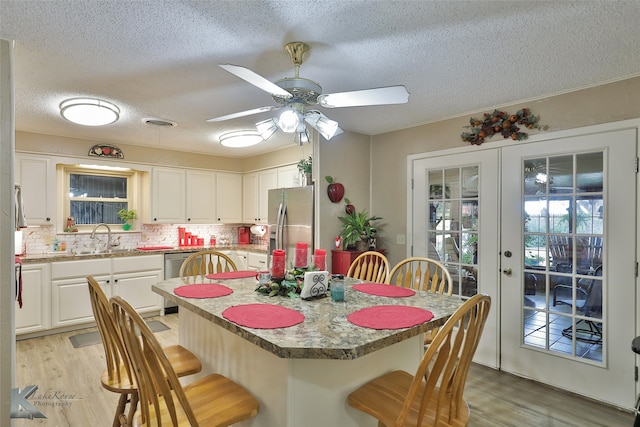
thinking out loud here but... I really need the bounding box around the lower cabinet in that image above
[248,252,268,271]
[15,263,51,335]
[51,255,163,329]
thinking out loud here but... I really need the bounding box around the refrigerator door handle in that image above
[280,203,287,250]
[276,202,284,249]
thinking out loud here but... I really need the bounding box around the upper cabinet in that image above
[216,172,243,223]
[186,170,217,223]
[277,164,301,189]
[15,154,56,225]
[151,167,186,223]
[243,170,277,223]
[151,167,241,224]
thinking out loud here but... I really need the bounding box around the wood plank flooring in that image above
[15,313,635,426]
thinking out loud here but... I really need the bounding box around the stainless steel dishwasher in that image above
[163,252,192,313]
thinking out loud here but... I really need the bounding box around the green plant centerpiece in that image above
[338,209,382,250]
[255,263,318,298]
[117,208,137,230]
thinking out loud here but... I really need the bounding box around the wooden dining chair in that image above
[110,295,260,427]
[348,293,491,427]
[387,257,454,345]
[179,250,237,278]
[346,251,390,283]
[87,276,202,427]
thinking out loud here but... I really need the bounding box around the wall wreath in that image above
[461,108,543,145]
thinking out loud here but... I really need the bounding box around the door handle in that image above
[502,268,512,276]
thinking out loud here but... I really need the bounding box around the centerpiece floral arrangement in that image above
[255,263,319,298]
[460,108,543,145]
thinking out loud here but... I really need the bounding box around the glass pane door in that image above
[522,153,604,360]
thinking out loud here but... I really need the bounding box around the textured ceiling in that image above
[2,0,640,158]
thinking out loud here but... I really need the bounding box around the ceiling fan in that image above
[207,42,409,145]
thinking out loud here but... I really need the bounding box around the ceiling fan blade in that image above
[317,85,409,108]
[206,106,280,122]
[219,64,292,98]
[304,110,343,140]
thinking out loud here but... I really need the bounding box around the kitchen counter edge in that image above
[20,245,268,264]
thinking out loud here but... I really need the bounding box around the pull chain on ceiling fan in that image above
[207,41,409,145]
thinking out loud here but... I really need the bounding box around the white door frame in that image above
[407,117,640,409]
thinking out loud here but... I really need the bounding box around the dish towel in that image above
[222,304,305,329]
[15,256,22,308]
[174,284,233,299]
[347,305,433,330]
[352,283,416,297]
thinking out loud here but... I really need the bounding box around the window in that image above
[63,165,136,227]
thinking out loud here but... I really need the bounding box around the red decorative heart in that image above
[102,147,111,155]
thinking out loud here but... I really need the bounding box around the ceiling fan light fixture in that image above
[278,108,300,133]
[295,128,310,146]
[219,130,264,148]
[304,110,341,140]
[60,97,120,126]
[255,118,278,141]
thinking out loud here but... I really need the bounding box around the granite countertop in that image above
[20,244,268,263]
[153,276,464,360]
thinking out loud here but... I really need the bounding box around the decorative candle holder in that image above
[294,242,308,268]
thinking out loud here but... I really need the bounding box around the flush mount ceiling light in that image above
[219,130,264,148]
[60,97,120,126]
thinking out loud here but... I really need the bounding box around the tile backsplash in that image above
[20,223,268,255]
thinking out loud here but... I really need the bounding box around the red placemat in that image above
[347,305,434,330]
[174,284,233,298]
[205,271,257,280]
[222,304,305,329]
[353,283,416,298]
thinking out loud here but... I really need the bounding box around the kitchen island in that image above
[153,276,464,427]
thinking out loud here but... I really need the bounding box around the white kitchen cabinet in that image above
[243,170,277,223]
[15,153,56,225]
[277,164,301,188]
[151,167,186,223]
[186,170,217,223]
[15,263,51,335]
[216,172,243,223]
[112,255,163,313]
[51,255,163,328]
[242,173,259,223]
[247,252,268,271]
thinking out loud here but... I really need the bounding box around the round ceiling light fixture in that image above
[60,97,120,126]
[219,130,264,148]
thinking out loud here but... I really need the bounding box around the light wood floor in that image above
[15,313,634,427]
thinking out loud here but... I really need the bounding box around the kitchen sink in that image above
[73,248,138,255]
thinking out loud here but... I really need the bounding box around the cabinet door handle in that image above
[106,280,110,284]
[114,279,119,283]
[46,217,51,222]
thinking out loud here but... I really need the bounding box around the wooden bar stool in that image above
[348,294,491,427]
[111,295,259,426]
[87,276,202,427]
[346,250,390,283]
[179,250,237,279]
[387,257,453,345]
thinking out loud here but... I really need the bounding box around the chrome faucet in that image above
[90,223,117,251]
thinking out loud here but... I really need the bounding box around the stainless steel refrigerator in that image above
[268,186,314,267]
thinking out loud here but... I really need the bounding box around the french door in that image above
[501,128,636,407]
[411,125,637,407]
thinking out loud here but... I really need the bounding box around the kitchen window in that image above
[62,165,137,228]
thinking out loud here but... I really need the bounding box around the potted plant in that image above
[297,156,312,185]
[117,208,137,230]
[337,209,382,251]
